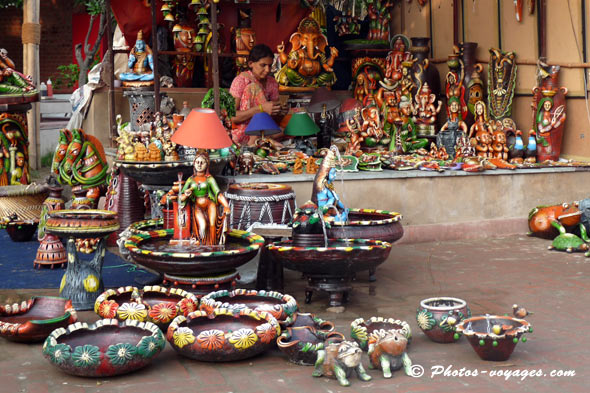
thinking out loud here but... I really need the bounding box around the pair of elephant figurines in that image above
[312,330,413,387]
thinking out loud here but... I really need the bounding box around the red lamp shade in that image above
[171,108,233,149]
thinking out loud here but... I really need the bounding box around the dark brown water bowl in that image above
[350,316,412,351]
[125,228,264,276]
[455,315,532,361]
[166,307,281,362]
[43,319,166,377]
[417,297,470,343]
[283,312,335,332]
[200,289,298,323]
[127,218,164,235]
[277,326,345,365]
[266,238,392,276]
[94,285,199,328]
[0,297,77,343]
[5,220,38,242]
[115,160,194,186]
[326,209,404,244]
[46,210,119,238]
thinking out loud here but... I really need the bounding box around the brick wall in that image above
[0,0,74,85]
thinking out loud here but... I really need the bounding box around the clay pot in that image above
[43,319,165,377]
[416,297,470,343]
[5,221,37,242]
[0,297,77,342]
[455,315,532,361]
[277,327,345,365]
[200,289,298,324]
[283,312,335,332]
[45,210,119,239]
[166,307,280,361]
[326,209,403,244]
[350,316,411,351]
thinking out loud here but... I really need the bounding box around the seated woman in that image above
[230,44,288,146]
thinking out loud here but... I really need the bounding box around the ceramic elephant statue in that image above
[367,330,412,378]
[312,340,372,387]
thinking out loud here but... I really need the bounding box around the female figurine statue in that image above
[438,97,468,159]
[311,148,348,223]
[468,101,490,139]
[180,150,230,246]
[0,48,36,95]
[536,98,566,140]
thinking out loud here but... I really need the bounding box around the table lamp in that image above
[284,111,320,156]
[171,108,233,150]
[307,87,340,149]
[245,112,281,156]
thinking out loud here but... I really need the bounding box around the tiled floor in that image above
[0,234,588,393]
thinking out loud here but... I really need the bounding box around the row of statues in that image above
[116,113,180,162]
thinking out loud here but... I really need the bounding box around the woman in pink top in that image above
[230,44,287,145]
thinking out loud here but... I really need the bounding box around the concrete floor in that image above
[0,234,588,393]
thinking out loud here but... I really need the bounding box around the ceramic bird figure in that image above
[525,130,537,162]
[513,304,533,318]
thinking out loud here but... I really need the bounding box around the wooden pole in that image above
[452,0,460,46]
[150,0,161,114]
[22,0,40,170]
[210,1,220,115]
[105,0,116,147]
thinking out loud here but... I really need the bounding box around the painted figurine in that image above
[438,96,467,159]
[384,35,412,85]
[488,48,517,121]
[445,52,468,121]
[119,30,155,87]
[0,112,30,185]
[395,96,428,153]
[312,340,372,387]
[468,101,490,139]
[352,57,386,103]
[367,330,412,379]
[365,0,394,42]
[172,23,196,88]
[413,82,442,136]
[276,17,338,89]
[0,48,36,95]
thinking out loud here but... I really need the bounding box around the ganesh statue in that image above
[276,16,338,90]
[52,128,108,208]
[383,35,412,87]
[413,82,442,136]
[172,22,196,88]
[532,60,567,161]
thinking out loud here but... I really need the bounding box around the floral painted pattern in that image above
[46,343,71,365]
[256,323,277,344]
[137,336,161,358]
[196,329,225,350]
[173,327,196,349]
[98,300,119,319]
[117,303,148,321]
[416,309,436,331]
[106,343,137,366]
[229,328,258,349]
[149,303,178,324]
[72,345,101,368]
[178,298,197,316]
[83,274,100,293]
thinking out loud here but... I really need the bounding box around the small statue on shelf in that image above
[365,0,394,42]
[472,129,493,159]
[352,57,385,103]
[395,96,428,153]
[0,48,37,96]
[172,22,196,88]
[384,35,412,85]
[119,30,155,87]
[468,101,490,139]
[413,82,442,136]
[491,128,509,160]
[437,97,467,160]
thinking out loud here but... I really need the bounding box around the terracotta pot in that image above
[283,312,335,332]
[350,316,411,351]
[416,297,470,343]
[166,307,280,361]
[43,319,166,377]
[0,297,77,343]
[455,315,532,361]
[200,289,298,324]
[326,209,403,244]
[277,327,345,365]
[5,221,37,242]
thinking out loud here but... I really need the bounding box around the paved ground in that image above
[0,234,588,393]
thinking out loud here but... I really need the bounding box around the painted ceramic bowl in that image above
[283,312,335,332]
[277,326,345,365]
[0,297,77,342]
[94,286,198,328]
[455,315,532,361]
[43,319,166,377]
[46,210,119,238]
[350,316,412,351]
[326,209,404,245]
[5,220,38,242]
[416,297,470,343]
[166,307,281,362]
[200,289,298,324]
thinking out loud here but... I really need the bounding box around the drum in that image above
[225,183,296,230]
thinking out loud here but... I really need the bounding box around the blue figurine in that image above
[315,166,348,223]
[120,30,154,86]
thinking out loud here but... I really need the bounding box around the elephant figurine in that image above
[368,330,412,378]
[276,17,338,89]
[312,340,372,387]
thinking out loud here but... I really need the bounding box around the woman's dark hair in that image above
[248,44,274,63]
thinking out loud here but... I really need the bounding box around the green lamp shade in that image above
[284,112,320,137]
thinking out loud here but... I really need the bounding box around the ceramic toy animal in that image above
[548,221,590,255]
[367,330,412,378]
[513,304,534,318]
[237,151,255,175]
[312,340,372,387]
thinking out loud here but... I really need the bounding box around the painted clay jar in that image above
[94,285,198,328]
[277,326,345,366]
[200,289,298,324]
[42,319,166,377]
[455,315,532,361]
[350,316,411,351]
[283,312,335,332]
[5,220,38,242]
[326,209,403,245]
[166,307,281,361]
[45,210,119,239]
[0,297,77,342]
[416,297,470,343]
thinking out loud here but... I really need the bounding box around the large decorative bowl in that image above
[0,297,77,342]
[283,312,335,332]
[166,307,281,362]
[125,228,264,276]
[43,319,166,377]
[277,326,345,366]
[45,209,119,238]
[94,285,198,328]
[199,289,298,324]
[350,316,412,351]
[115,160,194,186]
[326,209,403,244]
[455,315,532,361]
[5,220,38,242]
[416,297,470,343]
